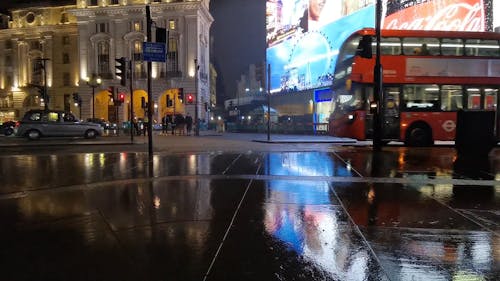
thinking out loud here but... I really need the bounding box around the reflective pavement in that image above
[0,135,498,280]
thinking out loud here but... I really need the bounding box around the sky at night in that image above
[210,0,266,101]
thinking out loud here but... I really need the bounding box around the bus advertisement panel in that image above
[266,0,497,94]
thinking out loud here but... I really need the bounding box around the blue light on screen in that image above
[266,5,375,93]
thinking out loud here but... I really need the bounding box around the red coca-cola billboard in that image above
[382,0,490,31]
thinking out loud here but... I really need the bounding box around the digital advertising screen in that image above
[266,0,499,94]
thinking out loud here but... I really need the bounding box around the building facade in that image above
[0,3,79,122]
[0,0,213,126]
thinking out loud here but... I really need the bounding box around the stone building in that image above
[0,0,213,125]
[0,2,79,122]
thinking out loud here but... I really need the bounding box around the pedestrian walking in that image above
[162,114,169,135]
[185,114,193,135]
[133,118,140,136]
[170,116,176,135]
[143,116,149,136]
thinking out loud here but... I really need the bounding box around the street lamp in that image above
[85,74,102,120]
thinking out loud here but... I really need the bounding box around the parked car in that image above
[0,120,16,136]
[16,109,104,140]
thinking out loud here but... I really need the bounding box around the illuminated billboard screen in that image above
[266,0,498,93]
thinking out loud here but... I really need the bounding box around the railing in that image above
[225,122,330,135]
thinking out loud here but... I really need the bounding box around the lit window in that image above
[134,21,142,32]
[169,20,176,30]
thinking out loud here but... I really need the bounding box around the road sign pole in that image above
[146,5,153,168]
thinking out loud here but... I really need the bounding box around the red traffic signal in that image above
[187,94,194,104]
[118,93,125,103]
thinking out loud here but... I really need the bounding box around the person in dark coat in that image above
[185,114,193,135]
[161,114,170,134]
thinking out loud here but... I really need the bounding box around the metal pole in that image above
[146,5,153,162]
[42,59,48,110]
[267,64,271,141]
[194,59,199,136]
[92,87,95,120]
[130,57,135,143]
[373,0,383,151]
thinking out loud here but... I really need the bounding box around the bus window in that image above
[342,34,363,61]
[441,85,463,111]
[484,88,498,110]
[402,37,438,55]
[381,37,401,55]
[402,84,439,111]
[441,38,464,56]
[465,39,500,57]
[466,87,481,109]
[402,37,421,55]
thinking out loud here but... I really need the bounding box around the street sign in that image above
[143,42,166,62]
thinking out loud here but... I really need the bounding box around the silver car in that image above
[16,110,104,140]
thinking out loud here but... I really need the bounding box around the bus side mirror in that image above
[357,35,373,58]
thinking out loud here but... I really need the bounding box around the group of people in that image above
[130,113,194,136]
[161,113,194,135]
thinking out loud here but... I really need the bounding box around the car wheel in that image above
[4,127,13,136]
[84,129,97,139]
[27,129,41,140]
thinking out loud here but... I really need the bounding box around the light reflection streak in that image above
[119,152,127,174]
[99,153,105,167]
[263,152,369,279]
[188,154,196,174]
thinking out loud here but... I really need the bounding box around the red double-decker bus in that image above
[329,28,500,146]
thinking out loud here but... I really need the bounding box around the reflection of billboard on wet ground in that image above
[266,0,499,93]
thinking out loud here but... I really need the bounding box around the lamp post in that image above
[373,0,383,150]
[86,74,102,120]
[194,58,200,136]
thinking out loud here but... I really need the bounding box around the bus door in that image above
[382,86,400,139]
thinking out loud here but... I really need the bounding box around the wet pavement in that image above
[0,133,498,280]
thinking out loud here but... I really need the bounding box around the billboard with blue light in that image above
[266,0,499,94]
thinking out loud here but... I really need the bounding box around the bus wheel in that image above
[405,125,432,147]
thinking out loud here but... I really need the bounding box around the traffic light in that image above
[156,27,167,43]
[166,95,173,107]
[177,88,184,102]
[115,57,128,86]
[108,86,115,96]
[115,93,125,106]
[187,94,194,104]
[141,96,146,108]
